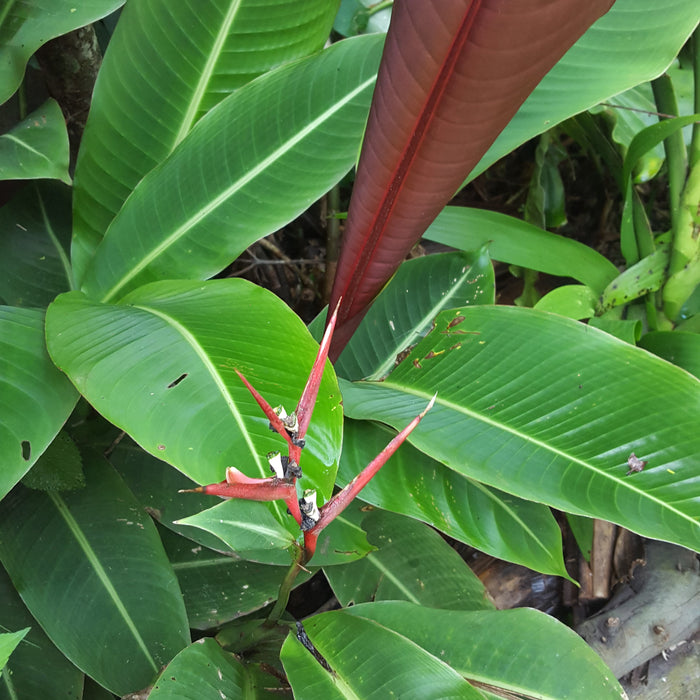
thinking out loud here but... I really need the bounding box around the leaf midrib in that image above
[377,380,696,529]
[47,492,157,673]
[173,0,243,145]
[100,72,378,303]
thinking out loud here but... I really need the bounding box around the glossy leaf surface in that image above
[424,207,619,294]
[176,500,296,562]
[0,181,73,307]
[342,602,626,699]
[80,34,384,302]
[342,306,700,552]
[0,307,77,500]
[340,419,568,577]
[639,331,700,380]
[148,638,270,699]
[72,0,339,280]
[471,0,700,181]
[324,508,493,609]
[46,279,343,513]
[159,526,308,631]
[335,249,494,381]
[0,100,70,184]
[282,611,485,699]
[0,566,83,699]
[534,285,598,320]
[0,455,189,696]
[0,0,123,103]
[328,0,615,351]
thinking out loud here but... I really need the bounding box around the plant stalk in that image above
[265,544,306,627]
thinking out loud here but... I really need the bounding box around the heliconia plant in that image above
[0,0,698,698]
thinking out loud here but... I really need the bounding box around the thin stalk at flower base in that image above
[303,393,436,560]
[264,543,306,627]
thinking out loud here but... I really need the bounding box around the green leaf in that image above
[46,279,343,512]
[324,508,493,610]
[639,330,700,379]
[588,315,642,344]
[469,0,700,181]
[343,602,626,699]
[0,0,123,104]
[0,100,70,184]
[0,565,83,699]
[341,306,700,553]
[79,34,384,301]
[0,628,29,677]
[176,500,297,563]
[424,207,618,294]
[534,285,597,319]
[0,452,189,696]
[109,437,243,553]
[335,249,495,381]
[282,611,486,699]
[0,306,77,500]
[149,638,277,700]
[589,83,665,183]
[72,0,340,281]
[21,429,84,491]
[340,419,568,577]
[599,238,671,312]
[0,181,73,307]
[159,526,309,631]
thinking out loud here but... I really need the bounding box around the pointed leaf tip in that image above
[329,0,616,356]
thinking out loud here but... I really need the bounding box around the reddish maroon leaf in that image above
[328,0,614,357]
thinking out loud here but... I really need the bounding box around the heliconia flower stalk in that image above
[180,467,302,524]
[235,369,295,451]
[296,298,341,439]
[303,393,437,561]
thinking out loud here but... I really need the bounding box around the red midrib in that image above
[337,0,483,321]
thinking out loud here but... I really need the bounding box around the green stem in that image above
[651,74,687,232]
[367,1,393,16]
[690,25,700,170]
[264,543,305,627]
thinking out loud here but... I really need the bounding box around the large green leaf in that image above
[0,453,189,696]
[424,207,619,295]
[149,638,287,699]
[79,34,384,302]
[341,306,700,552]
[0,181,73,307]
[0,0,123,104]
[0,565,83,699]
[46,279,343,509]
[324,508,494,610]
[469,0,700,181]
[0,100,70,184]
[72,0,340,281]
[282,611,486,700]
[340,419,568,577]
[335,249,495,381]
[176,500,297,561]
[0,307,77,500]
[342,602,626,699]
[159,526,309,631]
